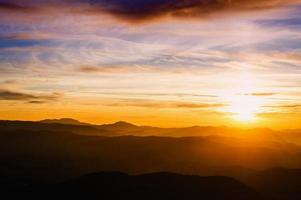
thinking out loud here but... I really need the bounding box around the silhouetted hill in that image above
[0,120,115,136]
[3,168,301,200]
[244,168,301,200]
[0,172,262,200]
[54,172,263,200]
[40,118,90,126]
[3,120,301,144]
[97,120,142,134]
[100,121,138,129]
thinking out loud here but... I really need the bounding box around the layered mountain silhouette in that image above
[40,118,90,126]
[1,172,262,200]
[1,119,301,199]
[1,118,300,141]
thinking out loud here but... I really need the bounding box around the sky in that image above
[0,0,301,129]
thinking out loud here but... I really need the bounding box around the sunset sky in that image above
[0,0,301,129]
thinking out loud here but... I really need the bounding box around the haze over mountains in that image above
[2,118,301,143]
[1,118,301,199]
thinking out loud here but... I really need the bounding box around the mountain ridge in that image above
[0,171,263,200]
[1,119,300,144]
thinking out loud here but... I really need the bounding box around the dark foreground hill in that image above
[245,168,301,200]
[1,172,261,200]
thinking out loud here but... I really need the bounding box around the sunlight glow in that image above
[222,72,264,123]
[229,94,261,122]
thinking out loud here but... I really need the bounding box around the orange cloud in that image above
[105,98,225,109]
[244,93,277,97]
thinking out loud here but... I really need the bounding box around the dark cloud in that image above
[0,2,30,11]
[0,90,36,100]
[0,90,62,102]
[0,0,299,22]
[27,100,47,104]
[85,0,299,22]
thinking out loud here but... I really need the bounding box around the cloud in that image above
[279,104,301,108]
[174,102,224,108]
[0,90,62,102]
[78,65,173,74]
[105,98,225,109]
[266,104,301,108]
[3,33,55,41]
[0,2,30,12]
[78,66,138,73]
[1,0,300,23]
[87,91,218,98]
[27,100,47,104]
[257,18,301,29]
[0,90,36,100]
[85,0,301,22]
[257,111,301,118]
[244,92,276,96]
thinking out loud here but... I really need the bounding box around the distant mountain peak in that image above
[40,118,89,126]
[113,121,137,127]
[97,121,137,130]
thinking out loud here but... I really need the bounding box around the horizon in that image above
[1,117,298,131]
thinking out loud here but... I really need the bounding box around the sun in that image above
[221,72,264,123]
[229,94,260,122]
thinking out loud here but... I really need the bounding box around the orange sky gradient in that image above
[0,0,301,129]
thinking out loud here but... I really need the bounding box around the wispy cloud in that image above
[266,104,301,108]
[0,90,62,102]
[105,98,225,109]
[244,92,277,97]
[0,2,31,12]
[78,65,155,74]
[0,90,36,100]
[27,100,47,104]
[257,18,301,29]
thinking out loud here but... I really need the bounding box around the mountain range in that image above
[1,118,301,144]
[1,172,263,200]
[1,119,301,199]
